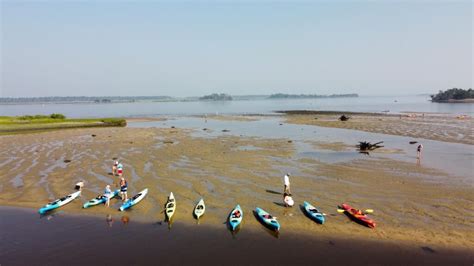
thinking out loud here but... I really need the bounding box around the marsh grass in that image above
[0,114,126,134]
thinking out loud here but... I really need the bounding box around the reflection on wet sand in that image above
[106,214,113,227]
[121,215,130,225]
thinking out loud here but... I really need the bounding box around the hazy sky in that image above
[1,1,472,97]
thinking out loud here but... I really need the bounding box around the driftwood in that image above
[357,141,384,152]
[339,115,351,121]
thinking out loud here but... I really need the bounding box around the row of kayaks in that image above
[38,190,375,230]
[38,189,147,215]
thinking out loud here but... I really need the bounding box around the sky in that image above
[0,0,472,97]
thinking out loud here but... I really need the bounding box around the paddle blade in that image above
[337,209,345,213]
[364,209,374,213]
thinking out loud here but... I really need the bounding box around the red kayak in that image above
[340,203,376,228]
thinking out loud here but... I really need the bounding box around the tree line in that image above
[431,88,473,102]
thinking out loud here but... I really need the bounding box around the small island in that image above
[431,88,474,103]
[268,93,358,99]
[199,93,233,101]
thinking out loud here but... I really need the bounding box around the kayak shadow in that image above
[341,210,373,229]
[193,212,204,223]
[252,210,279,239]
[165,215,174,230]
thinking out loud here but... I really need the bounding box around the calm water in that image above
[1,96,472,118]
[129,117,474,180]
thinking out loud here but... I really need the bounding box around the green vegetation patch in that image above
[0,114,126,134]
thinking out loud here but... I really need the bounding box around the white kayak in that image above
[165,192,176,220]
[39,190,81,214]
[193,198,205,219]
[83,189,119,208]
[119,188,148,211]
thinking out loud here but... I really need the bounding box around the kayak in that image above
[83,189,119,208]
[228,204,243,231]
[119,188,148,211]
[255,207,280,231]
[340,203,376,228]
[303,201,325,224]
[193,198,205,219]
[165,192,176,220]
[38,190,81,214]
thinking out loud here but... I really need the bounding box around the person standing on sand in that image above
[119,177,128,201]
[104,184,112,207]
[117,161,123,176]
[112,160,119,175]
[283,173,291,194]
[417,144,423,159]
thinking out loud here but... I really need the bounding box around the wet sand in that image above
[1,207,473,266]
[1,121,473,264]
[281,111,473,145]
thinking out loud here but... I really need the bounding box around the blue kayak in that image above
[255,207,280,231]
[119,188,148,211]
[83,189,120,208]
[39,190,81,215]
[228,204,243,231]
[303,201,325,224]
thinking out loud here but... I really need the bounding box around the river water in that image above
[1,95,472,118]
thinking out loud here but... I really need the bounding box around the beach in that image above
[1,114,473,265]
[281,111,473,145]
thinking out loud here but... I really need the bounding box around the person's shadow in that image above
[265,189,283,195]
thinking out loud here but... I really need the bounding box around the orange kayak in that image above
[340,203,376,228]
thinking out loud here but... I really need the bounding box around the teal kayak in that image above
[39,191,81,215]
[303,201,325,224]
[255,207,280,231]
[83,189,119,208]
[119,188,148,211]
[228,204,243,231]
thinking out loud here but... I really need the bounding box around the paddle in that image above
[337,208,374,214]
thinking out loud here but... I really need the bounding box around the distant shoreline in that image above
[0,93,361,105]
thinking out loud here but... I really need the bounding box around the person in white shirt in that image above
[283,173,291,194]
